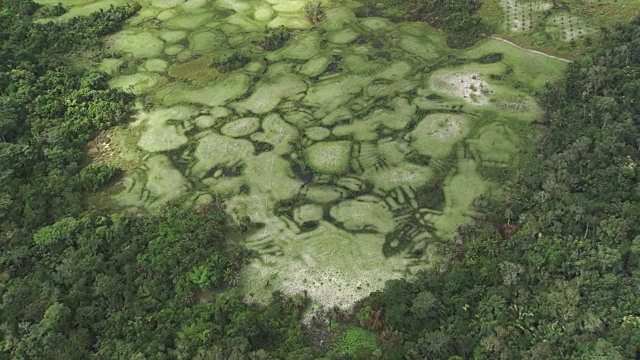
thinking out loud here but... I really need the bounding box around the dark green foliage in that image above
[331,326,380,358]
[78,163,119,191]
[0,2,316,358]
[353,16,640,359]
[0,0,138,233]
[211,52,251,73]
[259,26,293,51]
[354,0,490,48]
[38,2,66,17]
[2,205,313,358]
[304,1,326,26]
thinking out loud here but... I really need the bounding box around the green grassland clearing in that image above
[46,0,567,309]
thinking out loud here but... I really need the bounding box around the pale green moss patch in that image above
[462,39,567,90]
[144,154,190,207]
[168,56,219,84]
[295,204,324,223]
[244,152,303,201]
[159,29,187,43]
[98,58,124,76]
[399,36,440,60]
[164,13,211,29]
[266,33,319,61]
[272,0,305,12]
[359,16,393,31]
[137,106,196,152]
[433,157,490,237]
[250,113,299,155]
[151,0,184,9]
[304,185,345,203]
[194,107,231,128]
[108,73,159,94]
[220,117,261,137]
[144,58,169,72]
[155,73,250,106]
[410,113,471,158]
[467,123,518,166]
[329,28,358,44]
[164,44,184,55]
[299,56,331,77]
[233,65,307,114]
[60,0,123,18]
[253,3,274,21]
[192,132,254,178]
[366,162,434,191]
[109,31,164,59]
[189,31,226,53]
[267,15,312,29]
[304,141,352,174]
[306,127,331,141]
[330,198,395,233]
[241,222,416,308]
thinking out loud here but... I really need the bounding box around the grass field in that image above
[479,0,640,57]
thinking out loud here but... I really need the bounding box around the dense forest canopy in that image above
[0,0,639,358]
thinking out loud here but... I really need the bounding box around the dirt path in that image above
[491,36,573,63]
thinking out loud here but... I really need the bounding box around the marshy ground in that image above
[50,0,570,308]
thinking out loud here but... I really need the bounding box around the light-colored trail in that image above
[491,36,573,63]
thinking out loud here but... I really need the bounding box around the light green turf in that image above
[324,7,357,32]
[305,126,331,141]
[220,117,261,137]
[164,44,184,55]
[144,58,169,72]
[433,156,490,237]
[137,106,197,152]
[253,3,274,21]
[151,0,184,9]
[164,13,212,29]
[330,198,395,233]
[410,113,472,159]
[233,64,307,114]
[427,62,541,121]
[108,31,164,59]
[366,162,434,191]
[191,132,255,178]
[298,56,331,77]
[329,28,359,44]
[244,152,303,201]
[108,73,160,94]
[267,15,312,29]
[189,31,226,53]
[304,141,352,174]
[304,185,346,203]
[98,58,124,76]
[144,154,190,208]
[59,0,123,18]
[359,16,394,31]
[250,113,299,155]
[266,32,320,61]
[399,36,441,60]
[240,221,417,308]
[194,107,232,129]
[155,73,250,106]
[304,76,369,115]
[294,204,324,223]
[467,123,518,166]
[462,39,567,90]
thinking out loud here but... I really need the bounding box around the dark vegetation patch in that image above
[354,0,492,48]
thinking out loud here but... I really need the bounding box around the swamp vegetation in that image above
[0,0,639,358]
